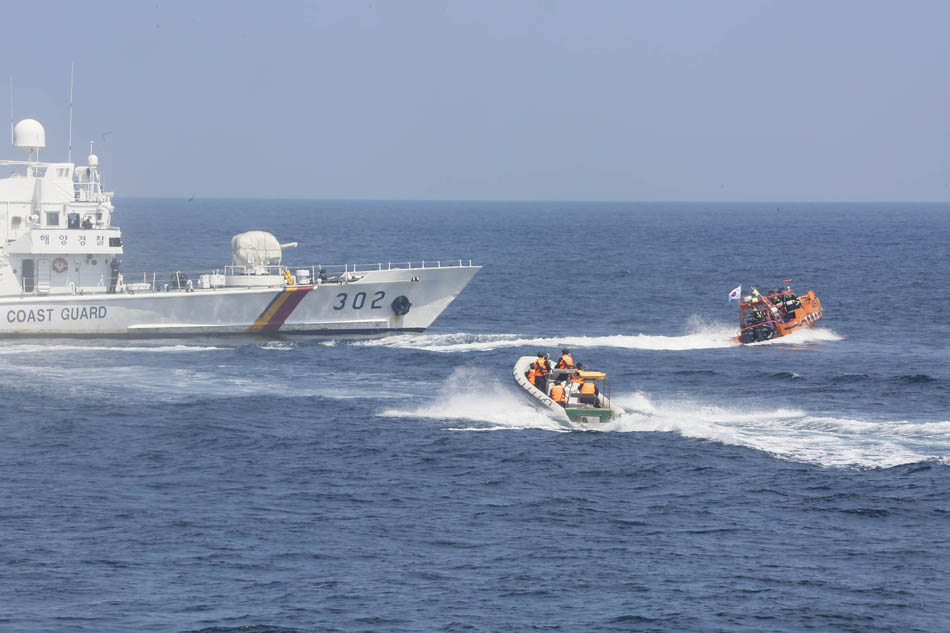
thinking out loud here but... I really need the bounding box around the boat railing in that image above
[329,259,475,272]
[110,258,476,293]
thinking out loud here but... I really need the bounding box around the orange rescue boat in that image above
[732,280,823,344]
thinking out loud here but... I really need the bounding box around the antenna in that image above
[9,76,12,146]
[68,62,74,163]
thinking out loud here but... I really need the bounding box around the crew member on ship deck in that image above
[109,258,120,294]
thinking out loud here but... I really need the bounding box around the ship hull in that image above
[0,266,479,336]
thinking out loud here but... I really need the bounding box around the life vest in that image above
[534,359,548,376]
[580,382,596,395]
[550,385,565,403]
[527,367,537,385]
[556,354,574,369]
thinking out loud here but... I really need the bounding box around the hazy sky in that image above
[2,0,948,201]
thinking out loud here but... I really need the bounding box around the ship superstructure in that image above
[0,119,120,299]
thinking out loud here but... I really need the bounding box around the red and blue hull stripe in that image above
[247,286,313,333]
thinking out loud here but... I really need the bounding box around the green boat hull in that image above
[565,407,614,424]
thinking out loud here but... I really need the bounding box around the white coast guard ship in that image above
[0,119,479,336]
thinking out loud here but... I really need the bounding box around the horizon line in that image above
[114,195,950,205]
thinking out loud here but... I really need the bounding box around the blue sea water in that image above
[1,200,948,633]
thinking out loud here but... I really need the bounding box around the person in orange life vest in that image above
[555,348,574,383]
[569,364,595,401]
[577,367,598,403]
[533,352,550,394]
[550,383,566,407]
[533,352,548,374]
[556,348,574,369]
[570,368,584,399]
[526,365,537,386]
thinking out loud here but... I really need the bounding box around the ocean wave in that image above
[826,373,947,387]
[831,373,871,383]
[893,374,941,384]
[768,371,805,380]
[258,341,298,351]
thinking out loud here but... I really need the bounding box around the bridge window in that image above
[46,212,60,226]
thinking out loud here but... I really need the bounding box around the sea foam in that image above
[382,367,948,469]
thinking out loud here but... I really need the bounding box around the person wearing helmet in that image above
[555,348,574,384]
[532,352,550,395]
[556,348,574,369]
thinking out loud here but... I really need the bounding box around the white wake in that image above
[605,392,947,469]
[0,343,227,354]
[380,366,564,431]
[353,324,738,353]
[381,368,946,469]
[745,327,844,346]
[348,319,842,353]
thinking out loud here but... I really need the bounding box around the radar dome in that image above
[13,119,45,153]
[88,154,99,168]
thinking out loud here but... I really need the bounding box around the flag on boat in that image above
[728,285,741,301]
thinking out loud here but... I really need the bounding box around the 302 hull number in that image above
[333,290,385,311]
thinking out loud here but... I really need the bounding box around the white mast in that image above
[8,77,12,146]
[67,63,75,163]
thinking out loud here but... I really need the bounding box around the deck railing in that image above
[112,259,476,293]
[14,257,476,295]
